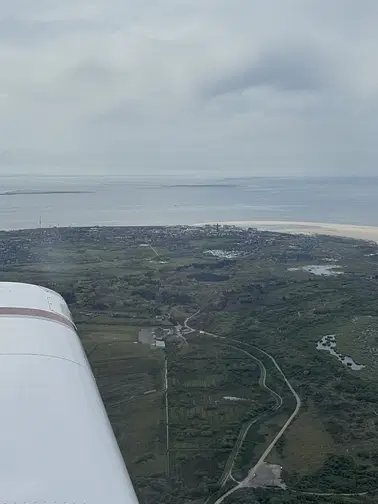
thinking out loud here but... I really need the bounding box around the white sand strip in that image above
[195,220,378,242]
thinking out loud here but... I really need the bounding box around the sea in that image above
[0,175,377,231]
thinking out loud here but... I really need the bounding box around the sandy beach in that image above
[196,220,378,243]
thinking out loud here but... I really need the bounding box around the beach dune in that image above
[196,220,378,243]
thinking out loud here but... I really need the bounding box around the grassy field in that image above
[80,321,167,484]
[167,338,274,484]
[269,406,337,474]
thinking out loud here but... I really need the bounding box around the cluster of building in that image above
[138,324,192,350]
[0,223,322,268]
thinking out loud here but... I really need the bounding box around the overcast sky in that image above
[0,0,378,177]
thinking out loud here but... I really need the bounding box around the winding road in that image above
[184,311,301,504]
[183,310,201,332]
[244,346,301,477]
[165,358,170,476]
[229,346,283,411]
[217,346,283,487]
[218,413,264,488]
[165,358,169,451]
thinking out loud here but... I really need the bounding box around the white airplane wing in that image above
[0,282,139,503]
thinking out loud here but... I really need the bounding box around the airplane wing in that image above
[0,282,140,503]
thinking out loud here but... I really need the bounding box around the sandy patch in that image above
[196,220,378,242]
[288,265,343,276]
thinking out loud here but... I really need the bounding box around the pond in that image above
[288,265,343,276]
[316,334,365,370]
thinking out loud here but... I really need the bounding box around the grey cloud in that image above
[0,0,378,176]
[205,46,332,98]
[70,61,125,85]
[0,19,99,44]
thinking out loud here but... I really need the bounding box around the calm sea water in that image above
[0,175,377,230]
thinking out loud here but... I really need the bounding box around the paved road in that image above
[175,323,188,345]
[230,346,283,411]
[165,358,170,476]
[186,311,376,502]
[212,358,300,504]
[183,310,201,332]
[242,347,301,484]
[165,358,169,451]
[217,346,283,487]
[184,312,301,504]
[218,414,263,487]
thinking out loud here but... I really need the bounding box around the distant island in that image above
[0,190,93,196]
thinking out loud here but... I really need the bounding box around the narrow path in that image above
[212,351,300,504]
[165,358,169,451]
[184,311,378,502]
[218,414,264,487]
[184,312,300,504]
[299,491,369,497]
[149,244,159,258]
[242,347,301,483]
[165,358,170,476]
[201,331,300,490]
[175,323,188,345]
[184,310,201,331]
[229,346,282,411]
[217,345,283,487]
[107,387,158,407]
[178,332,188,345]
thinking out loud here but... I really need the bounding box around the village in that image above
[0,222,323,269]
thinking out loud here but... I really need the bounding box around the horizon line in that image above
[0,173,377,179]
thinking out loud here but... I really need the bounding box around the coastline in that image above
[195,220,378,243]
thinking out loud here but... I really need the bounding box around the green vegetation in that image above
[224,488,376,503]
[2,225,378,503]
[168,338,273,484]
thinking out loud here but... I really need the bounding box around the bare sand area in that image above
[196,220,378,243]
